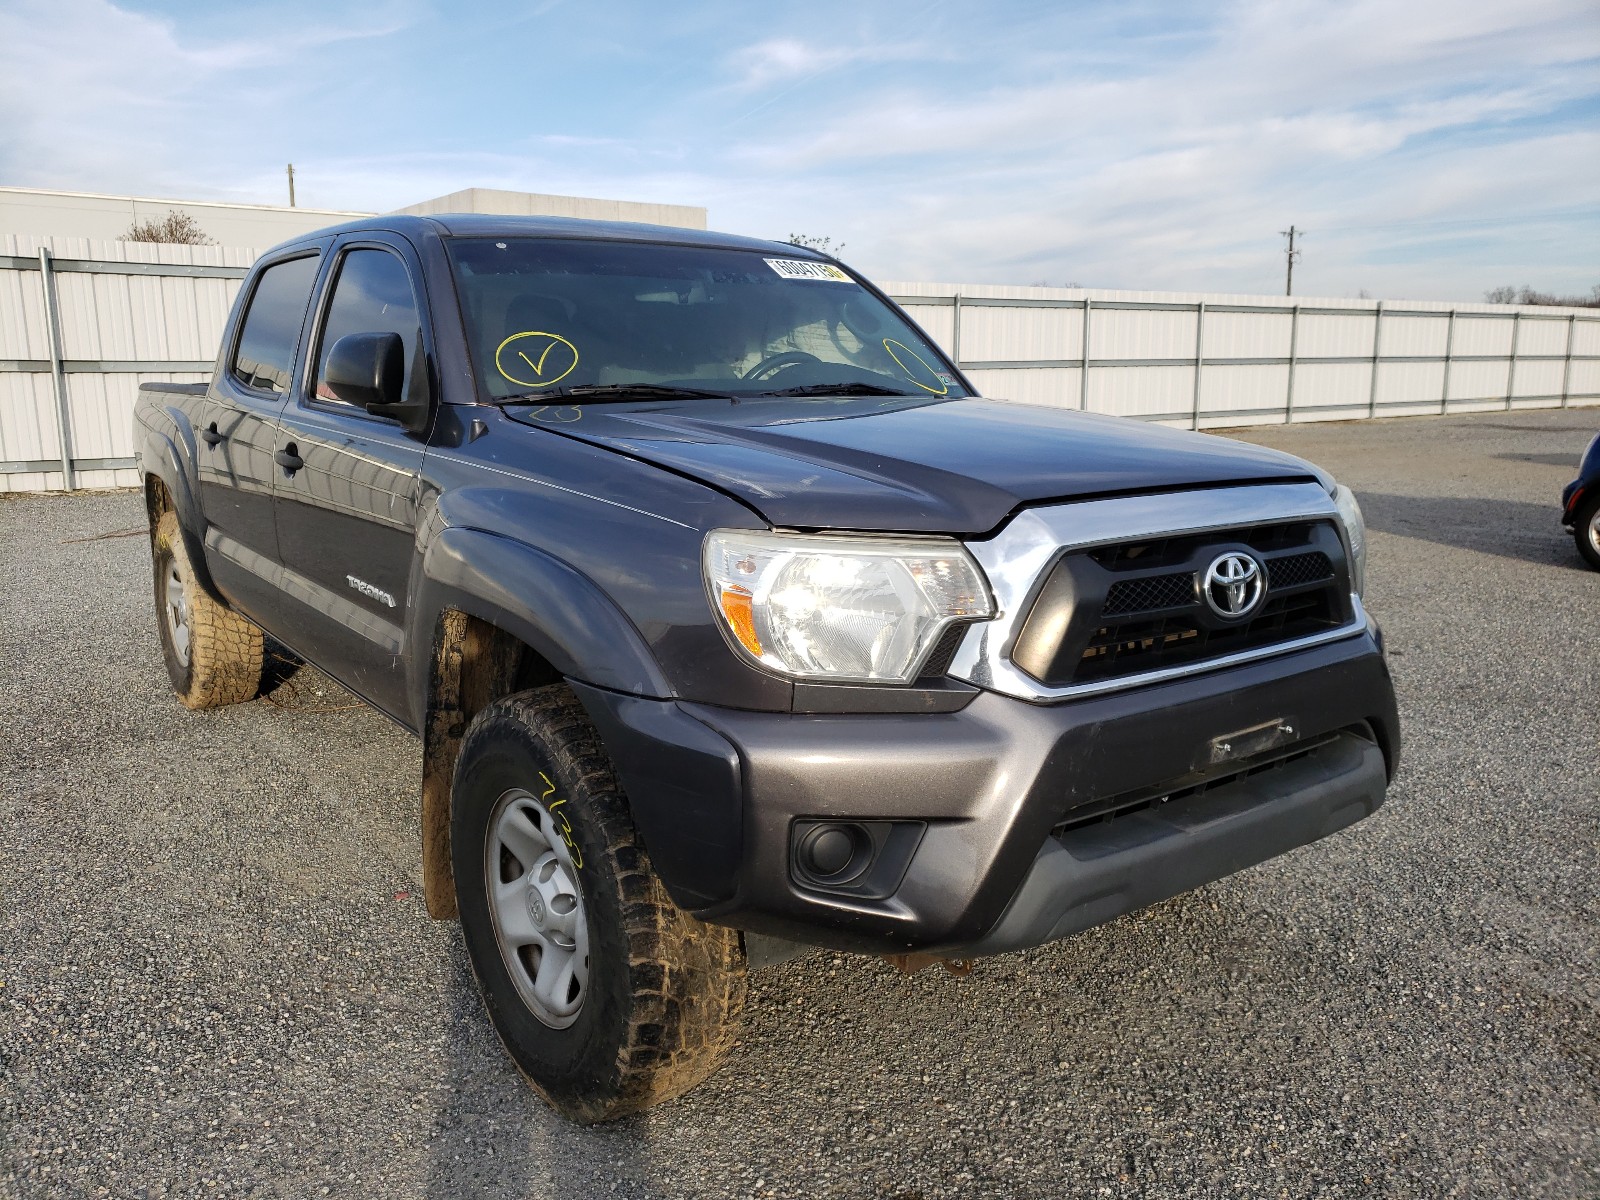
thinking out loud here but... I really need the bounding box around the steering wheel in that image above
[741,350,822,383]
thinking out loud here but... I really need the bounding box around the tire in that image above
[150,510,265,709]
[451,686,747,1122]
[1574,492,1600,572]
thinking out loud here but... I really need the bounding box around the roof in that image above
[262,213,816,260]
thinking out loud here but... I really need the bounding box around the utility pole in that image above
[286,163,296,208]
[1281,225,1302,296]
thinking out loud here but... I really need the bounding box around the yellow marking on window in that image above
[882,338,949,395]
[495,331,578,388]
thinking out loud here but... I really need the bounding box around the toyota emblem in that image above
[1202,552,1265,618]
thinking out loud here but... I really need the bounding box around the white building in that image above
[391,187,705,230]
[0,185,708,248]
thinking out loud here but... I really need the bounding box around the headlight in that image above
[1331,483,1367,597]
[703,529,994,683]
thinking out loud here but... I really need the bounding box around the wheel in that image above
[150,510,265,709]
[741,349,822,383]
[451,686,746,1122]
[1575,492,1600,571]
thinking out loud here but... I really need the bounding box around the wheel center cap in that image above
[527,891,547,928]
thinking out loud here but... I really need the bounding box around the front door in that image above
[270,239,432,721]
[195,251,322,622]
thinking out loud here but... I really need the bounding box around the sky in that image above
[1,0,1596,301]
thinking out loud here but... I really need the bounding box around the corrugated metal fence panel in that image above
[0,372,58,487]
[2,256,1596,491]
[1449,361,1511,409]
[1204,310,1292,359]
[1381,315,1450,357]
[965,367,1081,408]
[1095,365,1195,419]
[1205,363,1293,415]
[884,282,1597,428]
[1571,359,1600,398]
[1375,362,1446,410]
[0,236,257,492]
[1452,317,1516,357]
[1092,307,1195,360]
[961,305,1082,362]
[0,263,50,360]
[1295,311,1377,358]
[1517,318,1569,357]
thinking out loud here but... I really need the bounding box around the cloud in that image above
[704,0,1598,296]
[0,0,415,198]
[727,35,946,90]
[1,0,1592,299]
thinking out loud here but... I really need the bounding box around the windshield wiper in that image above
[755,382,921,398]
[491,383,733,405]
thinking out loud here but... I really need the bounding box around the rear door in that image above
[196,250,322,621]
[269,235,434,719]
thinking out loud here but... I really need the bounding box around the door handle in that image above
[200,423,225,447]
[274,444,304,473]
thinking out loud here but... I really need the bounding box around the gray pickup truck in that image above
[134,214,1399,1122]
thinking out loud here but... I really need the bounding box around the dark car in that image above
[133,215,1400,1121]
[1563,431,1600,570]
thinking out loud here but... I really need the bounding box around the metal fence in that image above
[2,235,1596,492]
[884,281,1600,430]
[2,236,254,492]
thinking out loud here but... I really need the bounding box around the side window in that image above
[229,255,320,394]
[313,249,421,406]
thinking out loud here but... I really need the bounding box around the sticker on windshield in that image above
[764,258,854,283]
[495,331,579,389]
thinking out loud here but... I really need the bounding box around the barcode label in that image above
[764,258,854,283]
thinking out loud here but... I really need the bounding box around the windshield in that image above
[445,237,969,402]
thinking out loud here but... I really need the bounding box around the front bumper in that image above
[573,627,1399,957]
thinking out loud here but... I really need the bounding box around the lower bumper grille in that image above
[1053,729,1346,836]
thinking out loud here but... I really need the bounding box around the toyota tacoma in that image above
[133,215,1400,1121]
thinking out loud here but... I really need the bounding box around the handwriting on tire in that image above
[539,771,584,869]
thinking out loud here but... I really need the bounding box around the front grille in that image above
[1102,571,1194,616]
[1266,551,1333,590]
[1010,519,1353,689]
[1076,589,1339,683]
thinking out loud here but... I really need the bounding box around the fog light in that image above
[789,819,927,900]
[796,822,869,882]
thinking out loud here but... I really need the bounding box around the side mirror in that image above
[324,332,430,432]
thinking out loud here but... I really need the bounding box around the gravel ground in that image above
[2,408,1596,1200]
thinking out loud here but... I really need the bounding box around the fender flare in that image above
[411,525,672,715]
[139,413,224,605]
[410,526,675,918]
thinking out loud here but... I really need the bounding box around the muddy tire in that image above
[451,686,746,1123]
[151,510,265,709]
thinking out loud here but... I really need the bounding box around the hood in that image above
[508,395,1323,535]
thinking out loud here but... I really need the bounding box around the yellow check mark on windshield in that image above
[518,340,559,377]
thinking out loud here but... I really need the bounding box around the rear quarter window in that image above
[230,254,320,394]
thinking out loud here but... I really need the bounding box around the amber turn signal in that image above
[718,586,762,657]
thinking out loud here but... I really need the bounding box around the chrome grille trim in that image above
[948,482,1367,703]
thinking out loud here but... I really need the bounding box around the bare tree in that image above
[1484,283,1599,308]
[123,210,214,245]
[786,234,845,256]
